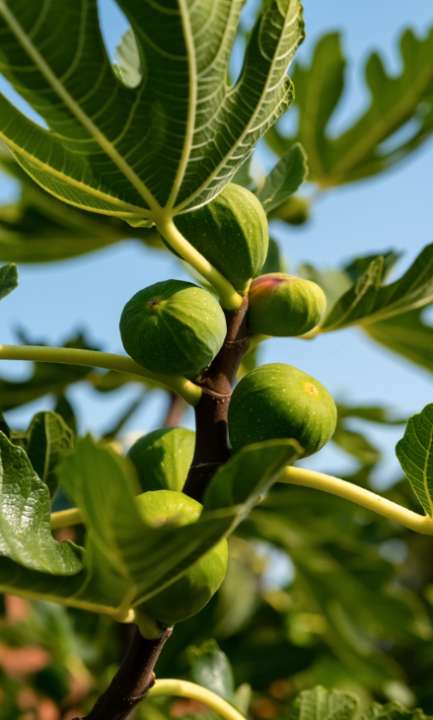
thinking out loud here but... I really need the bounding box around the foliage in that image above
[0,2,433,719]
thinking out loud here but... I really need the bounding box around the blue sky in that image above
[1,1,433,485]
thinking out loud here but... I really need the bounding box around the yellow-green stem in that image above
[280,466,433,535]
[148,679,247,720]
[50,507,83,530]
[156,217,243,310]
[0,344,202,406]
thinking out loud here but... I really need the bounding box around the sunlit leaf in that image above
[268,26,433,186]
[0,0,303,226]
[322,245,433,331]
[0,432,81,574]
[396,404,433,517]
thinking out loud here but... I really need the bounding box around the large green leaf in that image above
[59,437,240,606]
[0,261,17,299]
[365,308,433,375]
[396,404,433,517]
[0,536,130,617]
[204,439,301,512]
[0,432,81,574]
[0,152,160,263]
[268,26,433,186]
[0,0,303,227]
[321,245,433,332]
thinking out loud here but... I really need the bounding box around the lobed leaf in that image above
[268,26,433,187]
[0,432,81,574]
[0,0,303,225]
[396,404,433,517]
[321,244,433,331]
[365,308,433,376]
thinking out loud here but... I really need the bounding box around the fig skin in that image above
[128,427,195,492]
[176,184,269,292]
[136,490,228,626]
[247,273,327,337]
[119,280,227,377]
[229,363,337,457]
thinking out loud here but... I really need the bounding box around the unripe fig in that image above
[120,280,226,377]
[247,273,326,337]
[176,184,269,292]
[229,363,337,457]
[136,490,228,625]
[128,427,195,492]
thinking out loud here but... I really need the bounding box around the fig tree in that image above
[136,490,228,626]
[120,280,227,377]
[128,427,195,492]
[176,184,269,292]
[229,363,337,457]
[247,273,326,337]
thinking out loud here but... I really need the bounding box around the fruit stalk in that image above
[184,297,250,500]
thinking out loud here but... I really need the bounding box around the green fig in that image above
[229,363,337,457]
[120,280,227,377]
[176,184,269,292]
[136,490,228,625]
[247,273,326,337]
[128,427,195,492]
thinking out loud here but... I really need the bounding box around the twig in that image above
[77,628,172,720]
[73,297,251,719]
[163,392,186,427]
[184,296,249,500]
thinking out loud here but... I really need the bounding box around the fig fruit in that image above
[229,363,337,457]
[128,427,195,492]
[136,490,228,625]
[247,273,326,337]
[120,280,227,377]
[176,184,269,292]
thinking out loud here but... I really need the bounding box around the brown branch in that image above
[76,627,172,720]
[75,297,250,719]
[184,296,250,500]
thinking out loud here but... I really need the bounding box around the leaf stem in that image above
[50,507,83,530]
[0,344,202,406]
[280,466,433,535]
[156,217,243,310]
[148,679,247,720]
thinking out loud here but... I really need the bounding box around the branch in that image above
[78,627,173,720]
[163,392,186,427]
[184,297,250,500]
[148,679,247,720]
[280,466,433,535]
[0,344,202,405]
